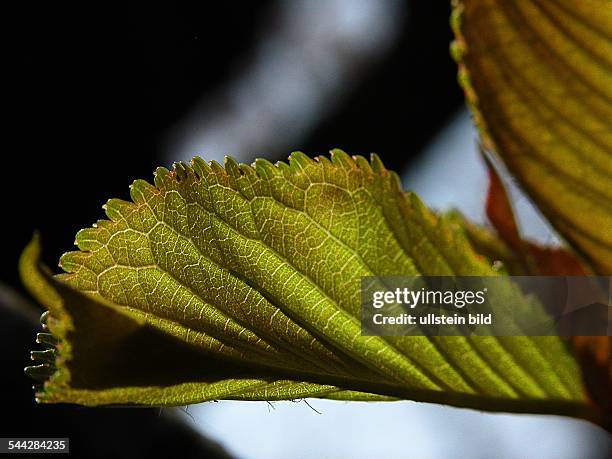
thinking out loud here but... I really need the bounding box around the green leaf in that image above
[20,151,598,424]
[451,0,612,274]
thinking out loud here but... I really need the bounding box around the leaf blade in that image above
[22,152,589,421]
[451,0,612,274]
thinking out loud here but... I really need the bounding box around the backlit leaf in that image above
[20,151,599,425]
[451,161,608,424]
[451,0,612,274]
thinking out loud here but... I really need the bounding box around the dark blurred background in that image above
[4,1,610,458]
[6,1,461,285]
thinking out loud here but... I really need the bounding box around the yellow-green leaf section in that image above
[20,151,593,421]
[451,0,612,274]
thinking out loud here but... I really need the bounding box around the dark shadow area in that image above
[5,1,461,290]
[52,276,265,389]
[0,294,236,458]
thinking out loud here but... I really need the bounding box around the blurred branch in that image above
[0,280,40,325]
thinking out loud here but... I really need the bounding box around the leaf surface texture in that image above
[22,151,589,419]
[452,0,612,274]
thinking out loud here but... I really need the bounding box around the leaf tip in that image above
[370,153,386,174]
[224,155,244,178]
[254,158,279,178]
[330,149,356,169]
[288,151,314,170]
